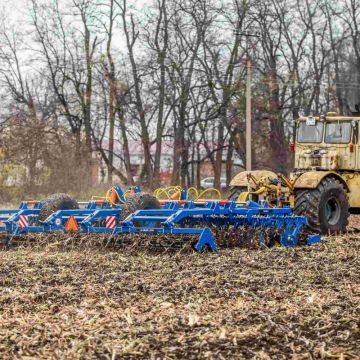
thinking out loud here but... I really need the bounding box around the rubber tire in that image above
[294,177,349,234]
[228,186,258,202]
[38,193,79,222]
[121,192,161,222]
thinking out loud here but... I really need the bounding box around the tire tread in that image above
[294,177,349,234]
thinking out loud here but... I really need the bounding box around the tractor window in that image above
[325,122,351,144]
[297,121,324,143]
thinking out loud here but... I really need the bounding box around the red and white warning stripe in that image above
[106,216,117,230]
[19,215,29,229]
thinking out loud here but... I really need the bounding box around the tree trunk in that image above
[226,140,233,186]
[118,110,134,185]
[214,120,224,189]
[108,85,116,184]
[196,145,201,189]
[121,8,153,186]
[107,0,116,184]
[172,121,181,184]
[180,135,188,187]
[153,0,168,187]
[268,64,288,172]
[84,27,93,154]
[153,57,166,187]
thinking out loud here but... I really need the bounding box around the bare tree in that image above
[199,0,247,187]
[143,0,170,187]
[115,0,154,185]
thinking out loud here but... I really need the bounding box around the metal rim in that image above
[325,196,341,226]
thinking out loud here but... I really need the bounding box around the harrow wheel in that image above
[294,177,349,234]
[38,193,79,222]
[121,192,161,226]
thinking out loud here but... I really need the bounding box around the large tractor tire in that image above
[121,192,161,224]
[38,193,79,222]
[294,177,349,234]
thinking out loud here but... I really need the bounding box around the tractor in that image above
[229,112,360,234]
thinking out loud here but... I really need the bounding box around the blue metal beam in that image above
[0,199,320,250]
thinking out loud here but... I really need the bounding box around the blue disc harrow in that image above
[0,193,320,252]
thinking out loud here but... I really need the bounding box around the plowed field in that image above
[0,218,359,359]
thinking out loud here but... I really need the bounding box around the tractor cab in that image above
[294,113,360,171]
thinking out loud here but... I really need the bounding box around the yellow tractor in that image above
[229,112,360,234]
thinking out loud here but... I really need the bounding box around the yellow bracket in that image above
[154,186,222,201]
[237,186,266,202]
[238,192,250,202]
[279,174,295,191]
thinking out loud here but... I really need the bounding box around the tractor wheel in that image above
[228,187,258,202]
[38,193,79,222]
[294,177,349,234]
[121,192,161,225]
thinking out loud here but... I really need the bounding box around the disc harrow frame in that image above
[0,198,320,252]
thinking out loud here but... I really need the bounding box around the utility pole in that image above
[246,57,252,171]
[234,31,258,171]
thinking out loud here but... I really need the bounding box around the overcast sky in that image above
[1,0,28,27]
[1,0,26,13]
